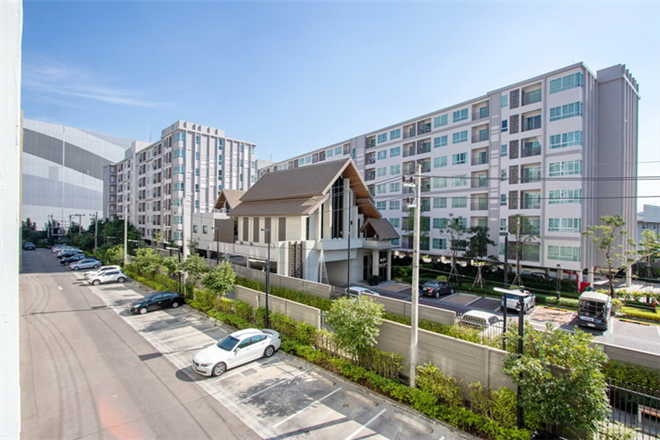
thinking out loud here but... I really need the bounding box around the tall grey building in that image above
[106,120,257,257]
[22,119,139,230]
[261,63,639,284]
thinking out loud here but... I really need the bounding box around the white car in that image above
[85,265,122,280]
[87,269,127,286]
[192,328,281,377]
[460,310,503,339]
[347,286,380,297]
[499,289,536,314]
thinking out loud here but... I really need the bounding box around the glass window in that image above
[452,196,468,208]
[452,109,468,122]
[390,182,400,192]
[389,218,400,228]
[432,238,447,250]
[433,156,447,168]
[327,148,334,157]
[377,133,388,143]
[377,167,387,177]
[433,197,447,208]
[390,129,401,140]
[433,115,448,128]
[434,135,448,148]
[390,164,401,175]
[390,146,401,157]
[501,94,508,108]
[335,146,342,155]
[377,150,388,160]
[452,174,468,187]
[550,72,583,94]
[549,189,582,204]
[389,200,400,210]
[452,153,467,165]
[433,177,447,189]
[549,131,583,149]
[550,102,583,121]
[452,131,468,144]
[501,120,508,132]
[500,194,507,206]
[376,201,387,210]
[433,218,447,229]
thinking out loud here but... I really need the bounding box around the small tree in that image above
[441,214,468,282]
[463,225,496,288]
[325,296,384,359]
[202,260,236,296]
[163,255,184,293]
[583,215,635,297]
[508,214,538,286]
[182,254,210,285]
[638,229,660,278]
[132,247,163,277]
[503,324,610,437]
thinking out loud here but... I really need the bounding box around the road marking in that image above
[273,387,343,428]
[344,408,387,440]
[240,370,306,403]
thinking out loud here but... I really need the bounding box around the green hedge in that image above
[603,360,660,389]
[235,277,333,311]
[620,306,660,322]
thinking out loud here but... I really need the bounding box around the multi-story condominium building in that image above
[260,63,639,284]
[22,118,138,229]
[105,120,257,256]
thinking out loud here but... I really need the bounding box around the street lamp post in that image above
[261,228,271,328]
[556,264,561,300]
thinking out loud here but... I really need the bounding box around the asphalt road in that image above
[371,283,660,354]
[20,249,259,440]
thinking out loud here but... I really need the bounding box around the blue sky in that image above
[21,1,660,209]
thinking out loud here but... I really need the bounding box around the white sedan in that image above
[192,328,281,377]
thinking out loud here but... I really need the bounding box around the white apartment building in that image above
[261,63,639,284]
[106,120,257,256]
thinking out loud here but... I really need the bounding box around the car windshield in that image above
[217,335,240,351]
[423,282,437,287]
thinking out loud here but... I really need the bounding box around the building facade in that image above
[260,63,639,283]
[22,118,137,229]
[106,120,257,256]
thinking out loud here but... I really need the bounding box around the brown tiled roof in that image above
[361,218,400,240]
[214,189,246,210]
[229,159,380,218]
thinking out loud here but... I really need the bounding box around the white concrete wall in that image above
[1,1,22,438]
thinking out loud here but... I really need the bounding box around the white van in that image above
[460,310,503,339]
[347,286,380,297]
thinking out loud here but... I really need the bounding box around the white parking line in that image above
[344,408,387,440]
[240,371,306,403]
[273,387,343,428]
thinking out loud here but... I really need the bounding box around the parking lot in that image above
[75,272,476,440]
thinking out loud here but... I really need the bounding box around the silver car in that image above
[85,265,122,280]
[87,269,127,286]
[68,258,102,270]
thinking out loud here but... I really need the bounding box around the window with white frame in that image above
[389,218,400,228]
[376,201,387,210]
[433,156,448,168]
[501,94,508,108]
[500,218,507,231]
[390,164,401,175]
[389,200,400,210]
[390,182,401,192]
[500,194,507,206]
[432,238,447,250]
[433,197,447,208]
[433,177,448,189]
[377,167,387,177]
[549,102,583,121]
[549,160,582,176]
[434,135,448,148]
[376,184,387,194]
[390,146,401,157]
[453,109,468,122]
[377,133,388,143]
[548,218,581,233]
[452,131,468,144]
[550,72,583,94]
[377,150,388,160]
[433,114,448,128]
[549,189,582,204]
[390,128,401,140]
[452,153,467,165]
[433,218,447,229]
[501,144,508,156]
[548,245,580,261]
[549,131,583,149]
[452,174,468,187]
[452,196,468,208]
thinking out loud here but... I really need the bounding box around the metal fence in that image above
[600,380,659,439]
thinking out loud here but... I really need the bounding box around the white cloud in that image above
[23,58,164,108]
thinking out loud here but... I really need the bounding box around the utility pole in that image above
[123,203,128,266]
[405,164,421,388]
[94,211,98,251]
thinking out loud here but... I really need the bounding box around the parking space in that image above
[74,272,475,440]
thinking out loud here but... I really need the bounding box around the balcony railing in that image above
[521,198,541,209]
[471,154,489,166]
[417,123,431,134]
[417,143,431,154]
[472,131,489,143]
[472,107,489,120]
[403,146,416,157]
[471,201,488,211]
[471,178,488,188]
[366,139,376,149]
[403,128,416,139]
[521,145,541,157]
[366,155,376,164]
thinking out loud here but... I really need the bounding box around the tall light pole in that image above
[404,164,421,388]
[123,203,128,266]
[92,211,98,252]
[261,228,271,328]
[556,264,561,300]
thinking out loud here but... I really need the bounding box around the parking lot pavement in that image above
[75,273,478,440]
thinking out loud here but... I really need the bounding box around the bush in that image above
[194,288,217,312]
[545,297,580,308]
[469,382,517,429]
[357,346,403,379]
[233,300,253,322]
[602,359,660,389]
[620,306,660,322]
[416,363,463,407]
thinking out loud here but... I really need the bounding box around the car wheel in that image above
[117,277,126,283]
[172,302,179,308]
[264,345,275,358]
[450,288,455,294]
[139,307,148,315]
[434,291,439,298]
[73,267,79,271]
[92,280,100,286]
[93,264,100,269]
[212,362,226,377]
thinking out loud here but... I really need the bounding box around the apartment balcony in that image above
[366,154,376,164]
[472,107,489,120]
[471,153,489,166]
[522,115,542,132]
[472,130,489,143]
[403,125,416,139]
[366,138,376,149]
[417,122,432,135]
[417,141,431,155]
[471,177,488,189]
[419,161,431,173]
[521,198,541,209]
[522,89,542,106]
[471,200,488,211]
[520,173,541,184]
[403,144,416,157]
[521,144,542,158]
